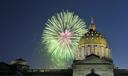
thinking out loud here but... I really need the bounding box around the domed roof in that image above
[79,18,107,47]
[10,58,27,65]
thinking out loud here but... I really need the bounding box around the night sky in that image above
[0,0,128,69]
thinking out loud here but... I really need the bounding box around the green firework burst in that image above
[41,11,86,68]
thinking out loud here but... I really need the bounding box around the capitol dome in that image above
[79,20,107,48]
[76,18,112,60]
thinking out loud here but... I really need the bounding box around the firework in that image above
[42,11,86,68]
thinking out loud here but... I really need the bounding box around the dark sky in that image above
[0,0,128,69]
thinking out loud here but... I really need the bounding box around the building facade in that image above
[73,18,114,76]
[0,18,128,76]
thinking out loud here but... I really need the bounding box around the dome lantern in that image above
[89,17,96,31]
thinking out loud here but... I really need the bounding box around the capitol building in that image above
[0,18,128,76]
